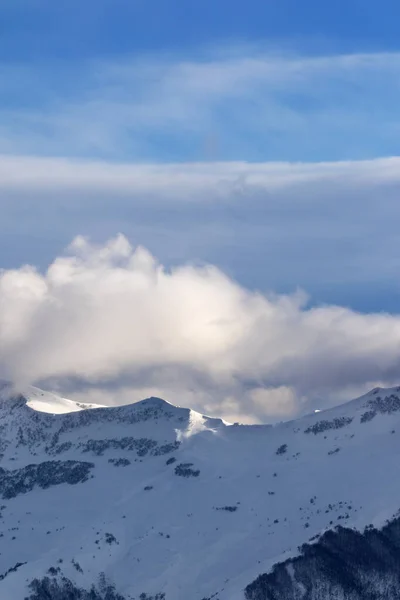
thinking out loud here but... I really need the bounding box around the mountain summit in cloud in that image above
[1,384,400,598]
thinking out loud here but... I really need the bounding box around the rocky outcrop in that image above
[304,417,353,435]
[0,460,94,499]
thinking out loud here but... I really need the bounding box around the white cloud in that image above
[2,234,400,423]
[1,153,400,193]
[249,386,302,418]
[1,49,400,159]
[1,154,400,314]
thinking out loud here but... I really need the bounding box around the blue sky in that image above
[2,0,400,61]
[0,1,400,306]
[2,0,400,416]
[1,0,400,163]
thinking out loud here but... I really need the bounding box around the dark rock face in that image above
[108,458,131,467]
[51,441,73,455]
[152,442,180,456]
[81,437,158,457]
[245,516,400,600]
[80,437,180,458]
[360,394,400,424]
[276,444,287,455]
[105,533,118,545]
[368,394,400,415]
[174,463,200,478]
[360,410,376,423]
[304,416,353,435]
[0,460,94,499]
[0,561,26,581]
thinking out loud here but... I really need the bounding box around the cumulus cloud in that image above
[1,234,400,422]
[2,154,400,315]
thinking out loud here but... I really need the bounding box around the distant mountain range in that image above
[1,381,400,599]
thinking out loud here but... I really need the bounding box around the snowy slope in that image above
[1,383,400,599]
[25,385,106,414]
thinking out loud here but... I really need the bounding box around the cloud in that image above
[1,153,400,192]
[2,153,400,314]
[2,234,400,423]
[1,49,400,160]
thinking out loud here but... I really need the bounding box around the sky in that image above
[1,0,400,422]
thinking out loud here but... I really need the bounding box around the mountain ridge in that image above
[1,379,396,426]
[0,384,400,598]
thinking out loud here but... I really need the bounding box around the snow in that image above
[0,384,400,599]
[24,385,106,413]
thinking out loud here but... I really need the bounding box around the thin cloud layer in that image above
[1,49,400,161]
[1,234,400,422]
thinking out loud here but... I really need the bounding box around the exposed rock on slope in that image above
[0,384,400,599]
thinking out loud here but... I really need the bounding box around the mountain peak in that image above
[134,395,179,410]
[1,384,181,417]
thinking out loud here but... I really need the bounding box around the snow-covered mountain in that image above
[1,382,400,599]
